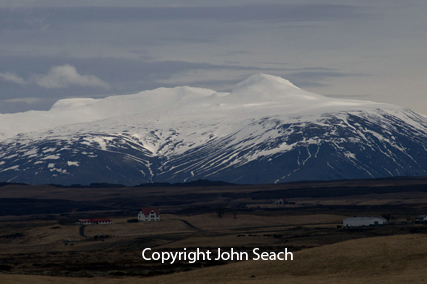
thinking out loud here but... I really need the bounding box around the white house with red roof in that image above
[276,198,287,205]
[138,208,160,222]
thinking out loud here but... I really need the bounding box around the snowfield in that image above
[1,74,427,185]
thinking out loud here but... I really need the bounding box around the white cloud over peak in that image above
[0,65,109,90]
[0,72,26,85]
[4,98,41,104]
[32,65,109,89]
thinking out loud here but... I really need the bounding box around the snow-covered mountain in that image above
[1,73,427,185]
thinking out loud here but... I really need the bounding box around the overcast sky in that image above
[1,0,427,115]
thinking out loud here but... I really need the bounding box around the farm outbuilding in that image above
[343,217,387,228]
[415,215,427,224]
[75,218,112,225]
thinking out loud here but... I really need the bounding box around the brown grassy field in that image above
[2,178,427,283]
[1,233,427,283]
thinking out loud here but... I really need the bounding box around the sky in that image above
[1,0,427,115]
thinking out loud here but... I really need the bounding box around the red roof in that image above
[140,208,160,215]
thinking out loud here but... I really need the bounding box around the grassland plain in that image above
[2,178,427,282]
[1,234,427,283]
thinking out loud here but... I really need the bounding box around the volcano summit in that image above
[1,74,427,185]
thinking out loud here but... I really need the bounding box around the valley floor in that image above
[1,233,427,283]
[1,179,427,283]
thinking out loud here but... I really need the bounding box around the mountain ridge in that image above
[1,74,427,185]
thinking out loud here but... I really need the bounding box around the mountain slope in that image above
[1,74,427,185]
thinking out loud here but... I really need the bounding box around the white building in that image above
[343,217,387,228]
[415,215,427,224]
[138,208,160,222]
[276,198,287,205]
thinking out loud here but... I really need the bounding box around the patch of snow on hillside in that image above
[43,154,61,160]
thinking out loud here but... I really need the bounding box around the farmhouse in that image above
[343,217,387,228]
[75,218,112,225]
[276,198,287,205]
[415,215,427,224]
[138,208,161,222]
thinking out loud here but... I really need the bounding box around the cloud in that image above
[1,65,109,90]
[16,4,368,24]
[283,70,366,88]
[0,72,26,84]
[32,64,109,89]
[3,98,41,104]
